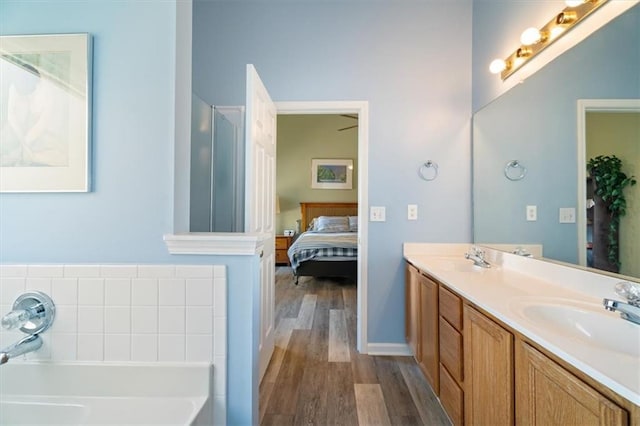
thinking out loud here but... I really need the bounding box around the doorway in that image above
[276,101,369,353]
[577,99,640,278]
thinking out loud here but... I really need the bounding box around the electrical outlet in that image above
[407,204,418,220]
[370,206,386,222]
[559,207,576,223]
[526,205,537,221]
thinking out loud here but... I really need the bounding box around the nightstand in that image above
[275,235,292,266]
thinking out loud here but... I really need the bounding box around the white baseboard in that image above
[365,342,412,356]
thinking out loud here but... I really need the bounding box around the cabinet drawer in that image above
[440,363,464,426]
[439,317,463,383]
[439,286,462,330]
[275,238,289,250]
[275,250,289,264]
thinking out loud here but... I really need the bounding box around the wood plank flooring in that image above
[260,268,452,426]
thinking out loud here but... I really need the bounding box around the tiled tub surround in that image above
[404,243,640,406]
[0,264,227,425]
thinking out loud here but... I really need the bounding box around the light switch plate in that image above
[559,207,576,223]
[370,206,386,222]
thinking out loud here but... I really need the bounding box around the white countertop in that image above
[403,243,640,406]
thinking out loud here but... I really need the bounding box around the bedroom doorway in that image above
[274,101,369,353]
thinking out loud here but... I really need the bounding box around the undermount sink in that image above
[435,259,490,273]
[509,297,640,357]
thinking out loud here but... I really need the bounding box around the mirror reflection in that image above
[473,5,640,280]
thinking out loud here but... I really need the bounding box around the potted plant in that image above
[587,155,636,270]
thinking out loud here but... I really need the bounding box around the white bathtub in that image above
[0,362,212,425]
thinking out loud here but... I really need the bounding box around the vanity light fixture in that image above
[489,0,608,80]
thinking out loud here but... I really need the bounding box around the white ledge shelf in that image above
[164,232,267,256]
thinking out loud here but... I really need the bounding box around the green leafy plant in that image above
[587,155,636,268]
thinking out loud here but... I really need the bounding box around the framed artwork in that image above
[0,33,92,192]
[311,158,353,189]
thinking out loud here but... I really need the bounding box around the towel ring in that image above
[418,160,438,181]
[504,160,527,181]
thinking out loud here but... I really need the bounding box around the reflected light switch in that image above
[559,207,576,223]
[370,206,386,222]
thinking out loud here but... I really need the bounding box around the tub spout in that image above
[0,334,42,365]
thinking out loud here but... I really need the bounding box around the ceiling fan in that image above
[338,114,358,131]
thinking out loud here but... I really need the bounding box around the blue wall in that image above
[193,0,474,345]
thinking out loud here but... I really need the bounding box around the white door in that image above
[245,64,276,381]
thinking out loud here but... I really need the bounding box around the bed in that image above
[287,202,358,284]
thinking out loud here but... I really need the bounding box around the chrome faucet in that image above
[0,334,42,365]
[0,291,55,365]
[603,281,640,325]
[464,246,491,268]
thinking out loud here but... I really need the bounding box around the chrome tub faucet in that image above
[0,291,55,365]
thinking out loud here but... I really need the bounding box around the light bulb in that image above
[565,0,584,7]
[520,27,542,45]
[489,59,506,74]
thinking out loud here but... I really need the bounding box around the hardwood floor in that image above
[259,267,451,426]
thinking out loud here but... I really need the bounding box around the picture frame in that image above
[311,158,353,189]
[0,33,92,192]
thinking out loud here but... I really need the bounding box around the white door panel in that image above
[245,65,276,382]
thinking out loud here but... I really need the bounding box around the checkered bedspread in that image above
[287,232,357,272]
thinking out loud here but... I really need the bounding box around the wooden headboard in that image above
[300,202,358,231]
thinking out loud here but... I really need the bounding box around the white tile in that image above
[51,278,78,305]
[64,265,101,278]
[131,334,158,362]
[176,265,213,279]
[77,306,104,333]
[105,306,131,333]
[138,265,175,278]
[213,356,227,397]
[104,334,130,361]
[186,334,212,362]
[158,335,185,362]
[186,306,213,334]
[213,396,226,425]
[104,278,131,306]
[0,265,27,278]
[0,278,25,305]
[50,305,77,333]
[25,277,51,294]
[186,279,213,306]
[212,278,226,318]
[131,306,158,333]
[77,334,104,361]
[50,333,77,361]
[131,278,158,306]
[100,265,137,278]
[78,278,104,305]
[28,265,64,278]
[213,317,227,357]
[0,330,23,348]
[159,306,186,334]
[158,278,185,306]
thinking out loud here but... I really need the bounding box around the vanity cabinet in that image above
[463,305,514,426]
[439,286,464,426]
[405,262,439,394]
[515,340,627,426]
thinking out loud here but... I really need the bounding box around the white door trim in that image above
[276,100,369,353]
[576,99,640,267]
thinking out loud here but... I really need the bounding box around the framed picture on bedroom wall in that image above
[311,158,353,189]
[0,33,92,192]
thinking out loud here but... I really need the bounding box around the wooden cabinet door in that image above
[419,274,439,394]
[405,263,420,360]
[515,340,627,426]
[464,305,514,426]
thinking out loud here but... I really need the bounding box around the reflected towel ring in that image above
[504,160,527,181]
[418,160,438,181]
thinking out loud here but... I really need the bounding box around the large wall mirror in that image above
[473,5,640,281]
